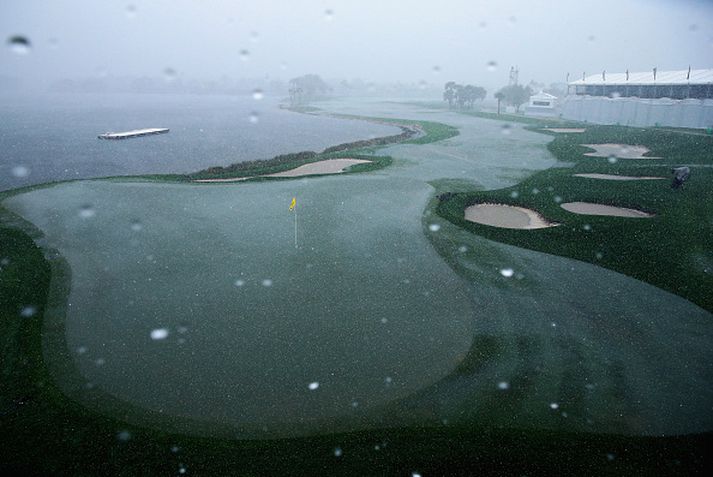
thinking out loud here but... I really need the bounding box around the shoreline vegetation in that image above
[1,100,711,475]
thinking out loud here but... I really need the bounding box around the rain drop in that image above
[171,446,180,453]
[486,60,497,72]
[249,111,259,124]
[78,205,95,219]
[234,279,245,287]
[553,195,562,203]
[117,430,131,441]
[606,453,616,461]
[249,31,260,43]
[508,16,517,24]
[412,473,422,477]
[334,447,343,457]
[385,376,393,384]
[324,9,334,21]
[163,67,177,82]
[308,381,319,390]
[12,165,29,177]
[458,245,468,253]
[583,224,592,231]
[479,21,487,29]
[48,38,59,49]
[595,252,603,260]
[7,35,31,55]
[549,402,559,410]
[261,278,273,287]
[125,4,137,18]
[130,220,143,232]
[531,187,540,194]
[95,358,106,366]
[252,89,264,100]
[20,306,37,317]
[178,464,187,474]
[76,346,88,354]
[607,155,618,164]
[418,80,427,90]
[587,35,595,43]
[510,191,519,199]
[688,24,697,32]
[239,49,250,61]
[501,124,512,135]
[428,223,441,232]
[498,381,510,390]
[150,328,169,340]
[432,65,441,74]
[500,268,514,278]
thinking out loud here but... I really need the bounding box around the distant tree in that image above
[497,84,532,113]
[288,74,330,105]
[444,82,486,110]
[494,91,505,114]
[443,81,457,108]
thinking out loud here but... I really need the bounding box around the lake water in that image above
[0,93,400,191]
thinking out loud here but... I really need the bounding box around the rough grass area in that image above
[435,124,713,312]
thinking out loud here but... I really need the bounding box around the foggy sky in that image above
[1,0,712,91]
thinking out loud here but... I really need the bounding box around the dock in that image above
[98,128,169,140]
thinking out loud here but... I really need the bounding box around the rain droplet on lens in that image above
[77,346,87,354]
[7,35,31,55]
[500,268,514,278]
[486,60,497,72]
[498,381,510,390]
[553,195,562,203]
[239,49,250,61]
[12,166,29,178]
[531,188,540,194]
[20,305,37,317]
[508,16,517,24]
[510,191,519,198]
[130,220,142,231]
[249,111,259,124]
[688,24,697,32]
[150,328,169,340]
[163,67,177,82]
[252,89,264,100]
[234,279,245,287]
[117,431,131,441]
[432,65,441,74]
[587,35,595,42]
[78,205,95,219]
[428,223,440,232]
[501,124,512,135]
[479,21,487,29]
[48,38,59,49]
[261,278,272,287]
[334,447,342,457]
[324,9,334,21]
[125,4,137,18]
[549,402,559,409]
[178,464,187,474]
[249,31,260,43]
[418,80,427,90]
[583,224,592,231]
[308,381,319,390]
[607,155,617,164]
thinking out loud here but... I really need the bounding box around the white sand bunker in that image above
[561,202,654,218]
[582,144,661,159]
[573,173,666,181]
[464,203,558,230]
[543,128,586,133]
[194,159,372,183]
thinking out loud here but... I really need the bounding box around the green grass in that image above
[435,124,713,312]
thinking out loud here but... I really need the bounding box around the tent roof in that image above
[569,69,713,86]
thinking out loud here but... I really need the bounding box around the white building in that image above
[526,91,557,116]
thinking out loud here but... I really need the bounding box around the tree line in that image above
[443,82,487,109]
[443,82,534,113]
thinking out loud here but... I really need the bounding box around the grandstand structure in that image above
[562,68,713,128]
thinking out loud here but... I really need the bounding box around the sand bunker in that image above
[543,128,586,133]
[573,173,666,181]
[194,159,372,183]
[582,144,661,159]
[464,203,558,230]
[561,202,654,218]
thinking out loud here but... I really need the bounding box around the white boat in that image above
[98,128,169,140]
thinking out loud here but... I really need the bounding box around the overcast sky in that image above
[1,0,712,90]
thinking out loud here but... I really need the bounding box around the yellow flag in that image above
[289,197,296,211]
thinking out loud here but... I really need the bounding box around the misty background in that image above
[1,0,712,96]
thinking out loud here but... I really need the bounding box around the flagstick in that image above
[294,207,298,248]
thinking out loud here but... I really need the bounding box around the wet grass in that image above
[434,124,713,312]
